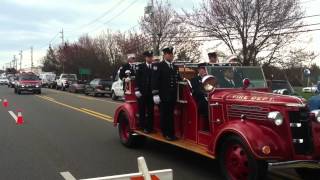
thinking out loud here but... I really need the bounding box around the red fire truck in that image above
[113,64,320,180]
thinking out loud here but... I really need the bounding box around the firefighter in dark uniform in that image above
[152,47,181,141]
[119,54,136,91]
[119,53,136,81]
[190,63,209,119]
[135,50,154,133]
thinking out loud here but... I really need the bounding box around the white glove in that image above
[135,91,142,98]
[124,77,131,83]
[153,95,161,104]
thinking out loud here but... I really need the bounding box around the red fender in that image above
[113,102,138,129]
[210,121,290,160]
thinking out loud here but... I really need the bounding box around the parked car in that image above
[56,74,77,91]
[39,72,56,87]
[0,77,9,85]
[114,64,320,180]
[267,80,296,95]
[111,70,124,100]
[302,85,318,93]
[68,80,86,93]
[84,79,112,97]
[14,73,41,94]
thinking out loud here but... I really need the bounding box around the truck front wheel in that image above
[118,114,145,148]
[218,136,267,180]
[296,168,320,180]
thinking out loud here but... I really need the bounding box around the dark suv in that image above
[84,79,112,97]
[14,74,41,94]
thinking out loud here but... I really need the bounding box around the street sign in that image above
[79,68,91,75]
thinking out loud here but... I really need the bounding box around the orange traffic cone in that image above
[16,111,24,125]
[3,99,8,107]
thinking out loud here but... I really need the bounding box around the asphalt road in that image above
[0,86,301,180]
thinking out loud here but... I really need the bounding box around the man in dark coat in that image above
[135,50,154,133]
[119,54,136,91]
[208,52,219,63]
[220,68,236,88]
[152,47,181,141]
[119,53,136,81]
[190,63,209,119]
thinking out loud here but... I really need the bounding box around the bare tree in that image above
[115,31,151,62]
[140,0,202,62]
[183,0,304,65]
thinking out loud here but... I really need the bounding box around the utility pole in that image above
[60,28,64,45]
[13,55,17,70]
[19,50,23,71]
[145,0,158,56]
[31,46,34,72]
[151,0,158,56]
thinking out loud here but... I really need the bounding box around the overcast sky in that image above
[0,0,319,69]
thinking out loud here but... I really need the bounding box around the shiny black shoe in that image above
[165,136,177,141]
[143,129,152,134]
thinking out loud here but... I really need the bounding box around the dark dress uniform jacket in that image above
[152,61,181,102]
[119,63,136,80]
[135,63,153,96]
[190,75,208,118]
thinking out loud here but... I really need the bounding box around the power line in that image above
[76,0,126,30]
[89,0,141,34]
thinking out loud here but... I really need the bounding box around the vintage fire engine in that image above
[113,63,320,180]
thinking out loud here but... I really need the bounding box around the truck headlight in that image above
[267,111,284,126]
[311,110,320,123]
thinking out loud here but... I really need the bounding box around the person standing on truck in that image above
[119,53,136,90]
[152,47,181,141]
[208,52,219,63]
[191,63,209,120]
[119,53,136,81]
[135,50,155,133]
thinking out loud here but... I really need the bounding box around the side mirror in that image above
[242,78,250,89]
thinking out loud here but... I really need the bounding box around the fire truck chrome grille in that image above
[288,109,313,155]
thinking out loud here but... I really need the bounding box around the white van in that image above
[39,72,56,87]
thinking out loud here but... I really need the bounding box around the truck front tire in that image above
[118,113,145,148]
[218,135,267,180]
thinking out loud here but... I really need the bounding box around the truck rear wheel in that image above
[118,113,145,148]
[296,168,320,180]
[218,136,267,180]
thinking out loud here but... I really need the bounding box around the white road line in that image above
[60,171,77,180]
[8,111,17,122]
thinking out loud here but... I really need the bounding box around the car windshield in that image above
[270,81,294,94]
[206,66,267,88]
[20,75,39,81]
[62,74,76,80]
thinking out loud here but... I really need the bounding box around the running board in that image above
[134,130,215,160]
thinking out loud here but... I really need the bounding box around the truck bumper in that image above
[19,87,41,92]
[268,160,320,170]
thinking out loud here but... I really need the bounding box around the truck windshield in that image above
[20,75,39,81]
[62,75,76,80]
[206,66,267,88]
